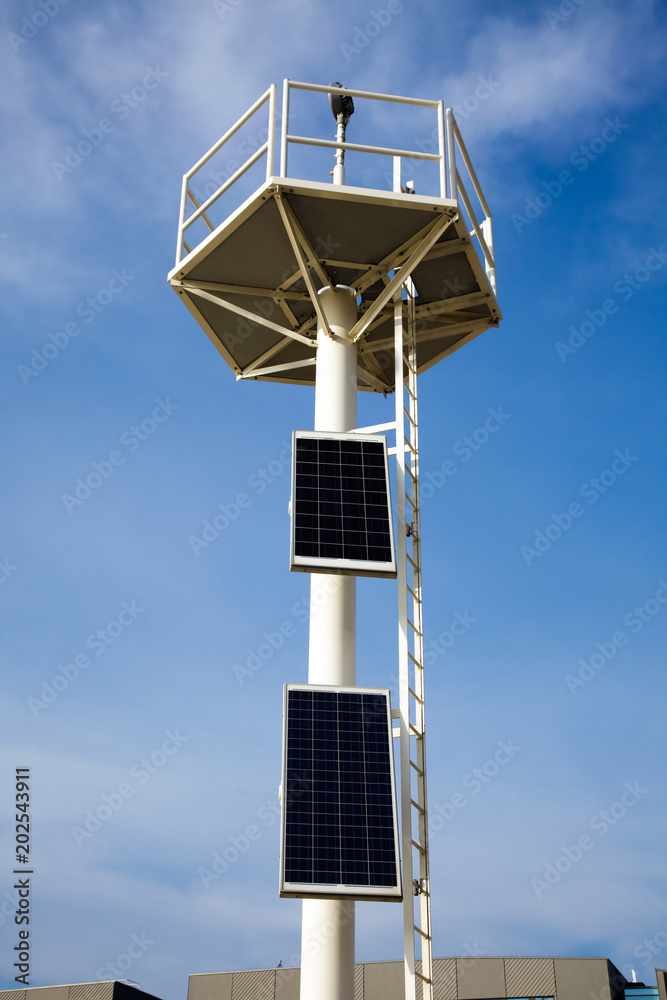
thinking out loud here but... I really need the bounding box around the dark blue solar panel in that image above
[281,687,400,896]
[292,434,395,573]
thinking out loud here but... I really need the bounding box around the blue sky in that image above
[1,0,666,997]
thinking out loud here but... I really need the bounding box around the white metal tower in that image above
[169,80,500,1000]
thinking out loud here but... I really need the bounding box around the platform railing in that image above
[446,109,496,295]
[175,84,276,264]
[175,80,496,296]
[279,79,446,196]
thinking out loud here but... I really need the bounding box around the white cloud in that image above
[438,2,664,147]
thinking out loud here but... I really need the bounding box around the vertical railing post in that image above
[280,79,290,177]
[437,102,446,199]
[446,108,457,203]
[266,83,277,180]
[482,216,496,296]
[176,173,189,265]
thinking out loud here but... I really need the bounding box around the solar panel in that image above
[279,684,402,902]
[290,431,397,578]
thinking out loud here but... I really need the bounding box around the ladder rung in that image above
[403,406,416,426]
[408,686,423,704]
[410,759,424,776]
[405,465,416,481]
[407,618,422,636]
[415,971,432,984]
[414,924,430,940]
[406,552,418,569]
[411,797,424,814]
[411,838,426,854]
[405,492,416,509]
[404,435,416,453]
[407,583,418,601]
[409,722,422,737]
[407,651,422,668]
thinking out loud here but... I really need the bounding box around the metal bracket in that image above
[349,211,458,344]
[274,193,335,340]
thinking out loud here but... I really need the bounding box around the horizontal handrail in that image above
[185,86,274,181]
[183,142,268,231]
[280,80,446,194]
[287,79,441,109]
[286,134,441,163]
[451,116,491,219]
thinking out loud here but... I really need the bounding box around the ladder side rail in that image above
[395,293,417,1000]
[406,288,433,999]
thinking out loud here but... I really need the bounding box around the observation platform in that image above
[168,81,502,393]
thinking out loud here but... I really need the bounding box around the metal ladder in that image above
[394,284,433,1000]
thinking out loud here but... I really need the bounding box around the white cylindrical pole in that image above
[333,116,347,186]
[300,284,357,1000]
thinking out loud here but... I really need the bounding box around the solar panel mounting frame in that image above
[290,429,397,578]
[279,683,402,902]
